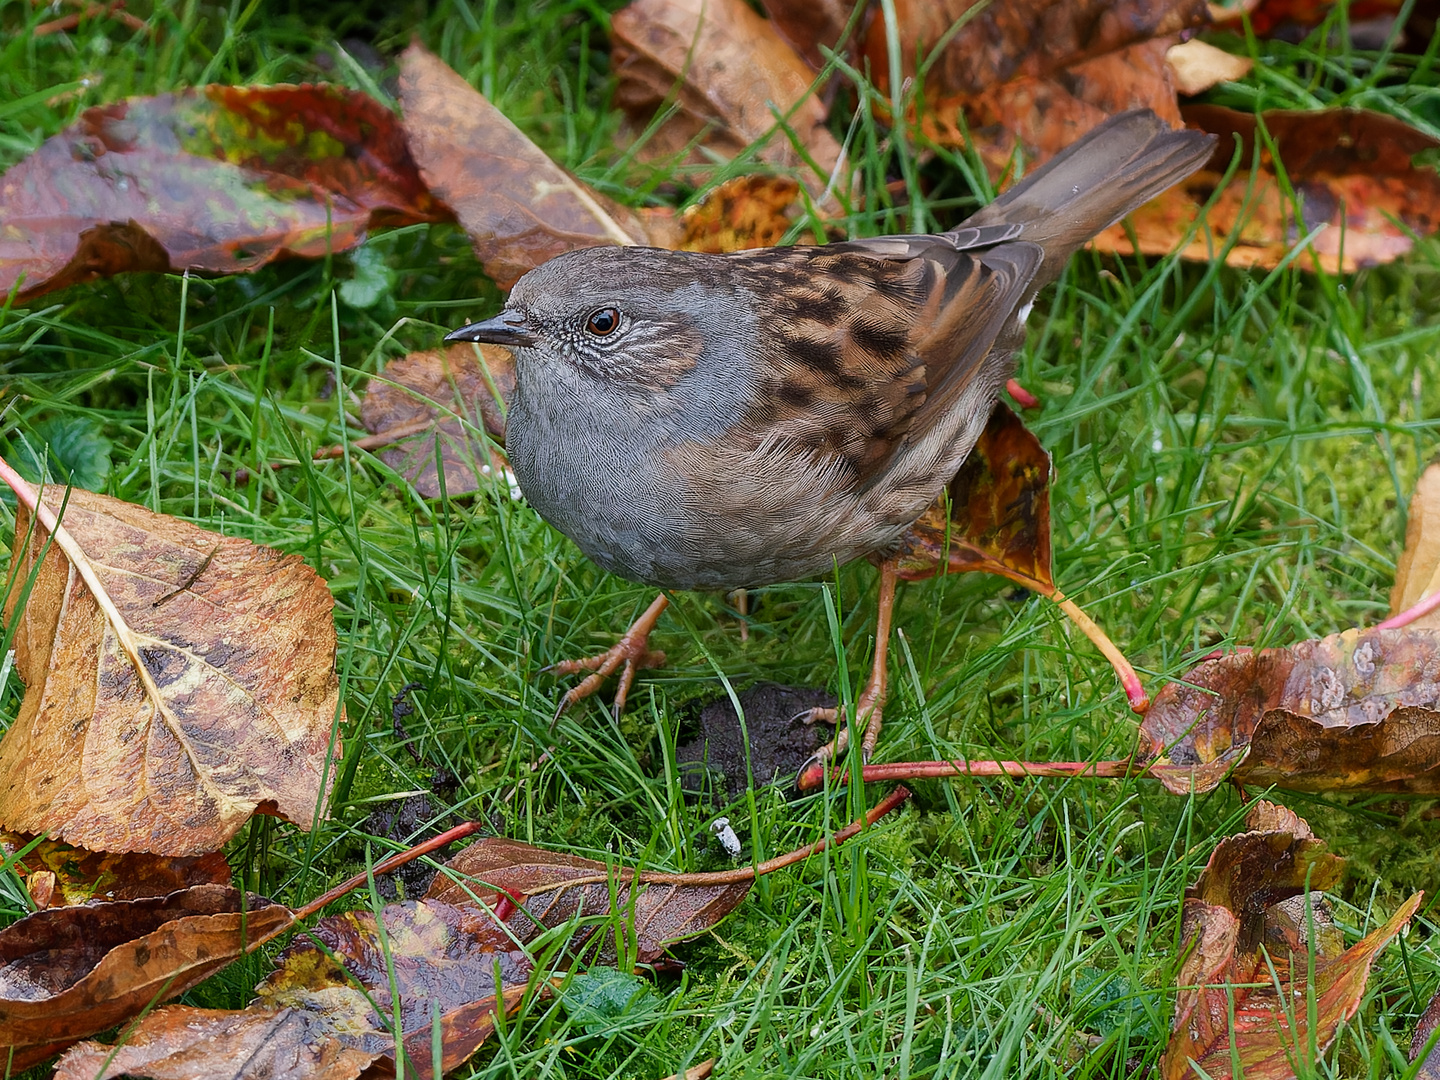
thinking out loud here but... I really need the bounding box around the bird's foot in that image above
[799,689,886,774]
[549,593,669,719]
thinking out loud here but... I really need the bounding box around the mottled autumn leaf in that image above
[610,0,843,186]
[53,1002,387,1080]
[1141,628,1440,794]
[360,342,515,498]
[0,84,446,303]
[680,175,806,253]
[397,42,657,290]
[428,837,751,964]
[0,884,292,1065]
[0,833,231,908]
[1393,459,1440,628]
[0,481,343,854]
[257,899,532,1080]
[1165,801,1421,1080]
[1096,106,1440,273]
[1412,988,1440,1076]
[889,401,1053,592]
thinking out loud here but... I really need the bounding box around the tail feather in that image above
[961,110,1216,271]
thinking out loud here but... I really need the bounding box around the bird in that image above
[446,109,1216,768]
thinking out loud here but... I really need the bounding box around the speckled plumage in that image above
[449,110,1216,593]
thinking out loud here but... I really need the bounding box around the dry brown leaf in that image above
[1096,106,1440,273]
[862,0,1209,99]
[757,0,861,71]
[397,42,651,289]
[360,342,515,498]
[0,884,292,1062]
[428,837,750,964]
[1,485,342,854]
[1166,38,1255,95]
[0,833,231,907]
[1165,802,1421,1079]
[1141,628,1440,794]
[1393,459,1440,626]
[610,0,842,186]
[53,1002,387,1080]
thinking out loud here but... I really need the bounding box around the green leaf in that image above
[559,969,657,1035]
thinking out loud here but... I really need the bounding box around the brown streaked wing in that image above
[728,249,937,480]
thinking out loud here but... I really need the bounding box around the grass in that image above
[4,0,1440,1076]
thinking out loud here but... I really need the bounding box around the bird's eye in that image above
[585,307,622,337]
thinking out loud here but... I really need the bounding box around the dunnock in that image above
[448,109,1216,764]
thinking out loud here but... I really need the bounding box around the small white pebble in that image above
[710,816,742,858]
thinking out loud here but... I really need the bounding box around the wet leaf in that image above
[258,899,532,1079]
[360,343,515,498]
[1393,458,1440,627]
[889,401,1052,593]
[0,84,445,302]
[53,1002,387,1080]
[0,884,292,1062]
[1412,986,1440,1075]
[1096,106,1440,273]
[1,485,343,854]
[560,969,658,1034]
[0,833,231,907]
[1164,802,1421,1080]
[1141,628,1440,794]
[426,837,750,963]
[610,0,843,185]
[397,42,651,290]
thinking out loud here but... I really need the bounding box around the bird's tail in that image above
[962,110,1216,269]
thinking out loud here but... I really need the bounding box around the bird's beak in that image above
[445,309,539,347]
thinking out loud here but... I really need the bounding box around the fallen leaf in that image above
[679,175,806,254]
[889,400,1053,592]
[258,899,532,1079]
[610,0,843,186]
[426,837,751,964]
[756,0,860,71]
[359,343,515,498]
[1413,986,1440,1075]
[1096,106,1440,273]
[1141,627,1440,794]
[53,1002,387,1080]
[0,884,292,1063]
[0,84,445,303]
[397,42,650,290]
[0,833,231,907]
[1,483,343,854]
[1166,38,1255,95]
[1164,801,1421,1079]
[861,0,1209,100]
[1393,458,1440,627]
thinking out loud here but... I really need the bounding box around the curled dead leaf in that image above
[1,483,343,854]
[0,884,292,1063]
[1393,458,1440,628]
[1142,628,1440,794]
[1165,802,1420,1079]
[0,833,231,907]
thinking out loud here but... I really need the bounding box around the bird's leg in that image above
[550,592,669,719]
[802,559,899,766]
